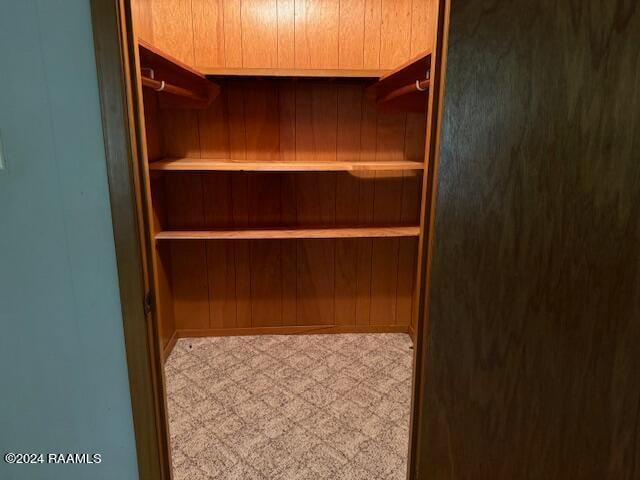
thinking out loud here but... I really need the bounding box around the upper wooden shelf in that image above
[369,51,431,112]
[149,157,424,172]
[155,226,420,240]
[201,67,387,79]
[138,40,220,109]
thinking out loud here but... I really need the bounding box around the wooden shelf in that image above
[155,226,420,240]
[369,51,431,112]
[201,67,388,79]
[149,157,424,172]
[138,40,219,108]
[139,40,205,81]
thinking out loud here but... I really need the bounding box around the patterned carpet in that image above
[165,333,414,480]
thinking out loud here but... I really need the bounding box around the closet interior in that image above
[129,0,441,477]
[132,0,438,358]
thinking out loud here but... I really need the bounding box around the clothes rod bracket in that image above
[141,67,155,79]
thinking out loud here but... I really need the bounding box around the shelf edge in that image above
[149,158,425,172]
[155,226,421,240]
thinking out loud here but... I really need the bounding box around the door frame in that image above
[89,0,450,478]
[90,1,171,479]
[407,0,451,479]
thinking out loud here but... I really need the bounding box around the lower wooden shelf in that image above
[149,157,424,172]
[155,226,420,240]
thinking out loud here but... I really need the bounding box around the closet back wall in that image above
[133,0,437,71]
[133,0,435,345]
[146,79,425,338]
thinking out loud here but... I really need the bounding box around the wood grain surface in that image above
[149,157,425,171]
[155,226,420,239]
[143,77,426,334]
[416,0,640,478]
[132,0,438,73]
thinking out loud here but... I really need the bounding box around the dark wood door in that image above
[415,1,640,478]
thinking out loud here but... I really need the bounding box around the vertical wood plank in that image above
[165,173,205,237]
[295,82,338,162]
[335,175,359,325]
[336,84,363,163]
[206,240,236,328]
[396,171,420,326]
[142,92,163,161]
[410,0,437,56]
[354,174,375,326]
[241,0,278,68]
[232,174,252,327]
[226,81,247,158]
[149,166,175,347]
[404,111,427,164]
[296,164,336,328]
[281,239,297,324]
[277,80,297,226]
[279,81,298,323]
[370,113,406,325]
[278,81,297,161]
[296,238,336,326]
[146,89,174,346]
[151,0,195,65]
[149,174,167,235]
[225,85,251,327]
[233,248,251,326]
[363,0,382,69]
[374,112,407,162]
[160,109,200,158]
[155,244,175,346]
[359,95,378,162]
[379,0,412,68]
[169,241,210,330]
[165,173,209,330]
[192,0,226,68]
[294,0,340,69]
[354,94,378,325]
[295,82,337,325]
[295,173,336,227]
[249,239,283,327]
[243,80,280,160]
[133,0,154,43]
[248,173,283,327]
[198,89,230,158]
[277,0,295,68]
[244,79,283,327]
[370,239,400,325]
[398,112,425,327]
[335,84,363,325]
[223,0,243,67]
[203,173,237,329]
[246,173,282,262]
[338,0,365,69]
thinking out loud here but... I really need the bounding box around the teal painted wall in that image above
[0,1,139,479]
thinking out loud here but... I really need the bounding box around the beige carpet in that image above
[165,333,414,480]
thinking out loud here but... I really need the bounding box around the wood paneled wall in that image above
[145,79,425,336]
[415,0,640,478]
[132,0,154,42]
[132,0,437,70]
